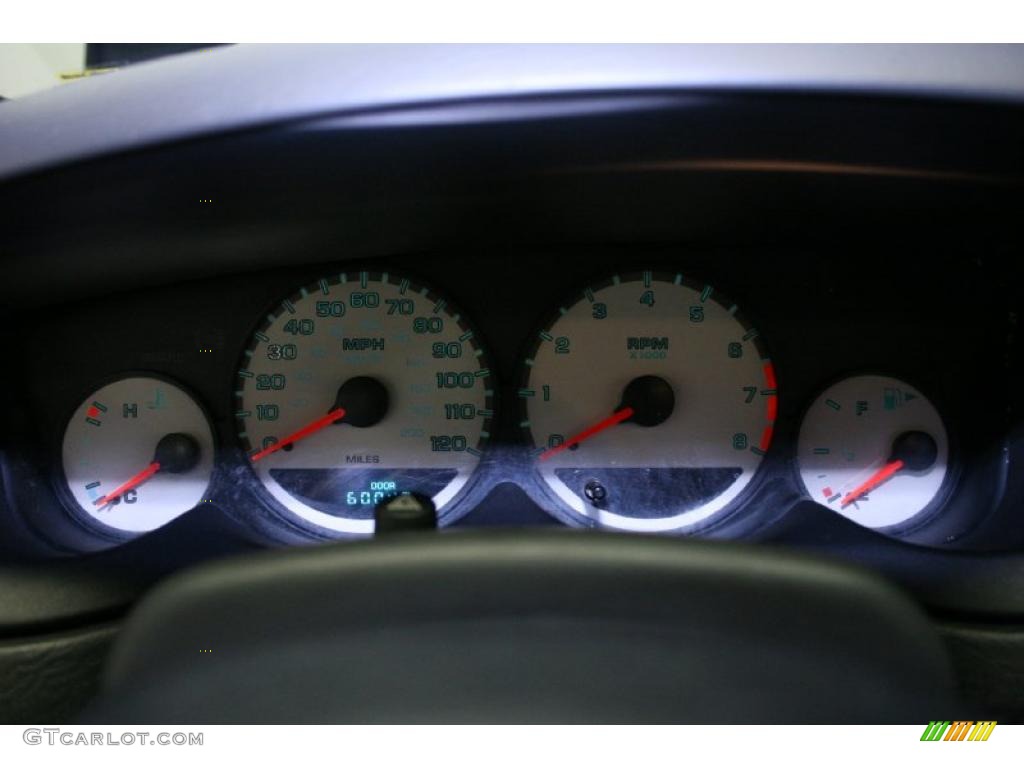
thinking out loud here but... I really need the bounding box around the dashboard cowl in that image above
[3,44,1024,183]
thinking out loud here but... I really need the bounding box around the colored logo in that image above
[920,721,997,741]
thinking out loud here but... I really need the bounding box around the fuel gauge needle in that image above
[840,459,904,508]
[839,429,941,508]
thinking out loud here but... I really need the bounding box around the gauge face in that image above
[61,377,215,535]
[236,270,494,535]
[520,271,776,532]
[797,375,950,530]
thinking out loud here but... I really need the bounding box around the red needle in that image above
[94,461,161,507]
[841,459,905,508]
[250,407,347,462]
[539,406,635,462]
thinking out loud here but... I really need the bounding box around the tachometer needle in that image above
[841,459,905,507]
[250,407,347,462]
[94,461,161,506]
[539,406,635,462]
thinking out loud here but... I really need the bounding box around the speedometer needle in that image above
[250,407,347,462]
[539,406,635,461]
[841,459,904,507]
[94,461,161,506]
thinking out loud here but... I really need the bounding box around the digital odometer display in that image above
[520,270,776,533]
[236,271,494,535]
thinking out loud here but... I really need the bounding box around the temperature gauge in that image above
[61,376,215,536]
[797,374,950,531]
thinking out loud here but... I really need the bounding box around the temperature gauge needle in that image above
[540,406,635,461]
[94,462,161,506]
[93,433,202,507]
[250,407,347,462]
[841,459,904,507]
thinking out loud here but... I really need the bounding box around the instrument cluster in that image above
[13,246,1013,555]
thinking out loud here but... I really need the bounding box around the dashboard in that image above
[2,43,1024,723]
[9,248,1019,554]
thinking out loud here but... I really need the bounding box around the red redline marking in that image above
[762,363,778,446]
[822,486,833,499]
[539,406,635,462]
[250,407,346,462]
[87,406,99,418]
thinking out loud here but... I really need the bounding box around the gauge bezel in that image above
[52,370,217,544]
[516,267,778,535]
[232,266,498,538]
[791,370,960,537]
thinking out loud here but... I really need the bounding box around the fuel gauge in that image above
[60,376,215,536]
[797,375,950,531]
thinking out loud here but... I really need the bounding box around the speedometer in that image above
[520,270,776,533]
[236,270,495,535]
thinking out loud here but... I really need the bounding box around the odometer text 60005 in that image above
[236,270,495,536]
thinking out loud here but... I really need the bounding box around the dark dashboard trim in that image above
[550,158,1023,186]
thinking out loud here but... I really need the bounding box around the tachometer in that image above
[236,270,494,535]
[520,270,776,532]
